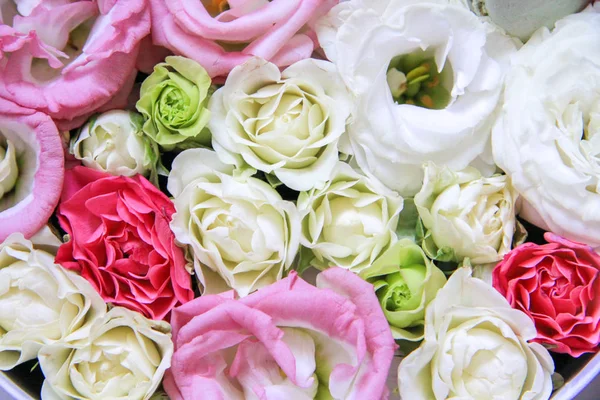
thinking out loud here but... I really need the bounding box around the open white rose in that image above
[493,4,600,248]
[317,0,518,196]
[298,162,403,273]
[414,162,518,264]
[39,307,173,400]
[0,229,106,370]
[71,110,160,181]
[398,267,554,400]
[209,57,352,191]
[168,148,300,297]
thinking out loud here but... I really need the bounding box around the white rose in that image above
[71,110,159,180]
[39,307,173,400]
[297,162,403,273]
[317,0,518,196]
[168,148,301,297]
[0,229,106,370]
[0,139,18,198]
[492,4,600,248]
[398,267,554,400]
[209,57,352,191]
[414,162,518,264]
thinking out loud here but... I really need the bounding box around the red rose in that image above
[56,166,194,320]
[493,232,600,357]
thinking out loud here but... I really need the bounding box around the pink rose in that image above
[0,97,64,241]
[148,0,338,80]
[56,166,194,320]
[493,232,600,357]
[164,268,396,400]
[0,0,149,129]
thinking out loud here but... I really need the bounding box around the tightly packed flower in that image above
[298,162,403,273]
[163,268,396,400]
[70,110,160,181]
[414,162,519,264]
[148,0,338,80]
[399,267,554,400]
[493,4,600,248]
[0,97,64,241]
[56,167,194,320]
[493,233,600,357]
[136,56,212,149]
[168,148,300,297]
[210,57,352,191]
[0,0,150,129]
[39,307,173,400]
[317,0,517,196]
[0,230,106,370]
[360,239,446,341]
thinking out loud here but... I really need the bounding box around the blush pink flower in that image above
[0,0,149,129]
[493,232,600,357]
[56,166,194,321]
[148,0,338,80]
[0,97,64,241]
[163,268,396,400]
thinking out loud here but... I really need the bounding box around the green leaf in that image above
[296,246,315,276]
[395,198,420,242]
[552,372,565,391]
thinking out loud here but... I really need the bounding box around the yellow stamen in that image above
[419,95,434,109]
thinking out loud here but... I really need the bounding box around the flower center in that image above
[379,264,426,312]
[202,0,229,17]
[159,87,190,125]
[386,50,452,110]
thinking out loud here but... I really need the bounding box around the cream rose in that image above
[398,267,554,400]
[317,0,517,196]
[39,307,173,400]
[492,4,600,248]
[414,162,519,264]
[0,139,18,198]
[209,57,353,191]
[298,162,403,273]
[0,228,106,370]
[168,148,300,297]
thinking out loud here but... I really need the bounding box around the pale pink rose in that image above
[164,268,396,400]
[148,0,338,80]
[0,0,149,128]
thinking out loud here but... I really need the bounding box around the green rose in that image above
[136,56,212,149]
[360,239,446,341]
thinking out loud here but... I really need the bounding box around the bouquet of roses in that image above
[0,0,599,399]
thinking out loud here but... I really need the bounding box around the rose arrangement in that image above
[0,1,598,400]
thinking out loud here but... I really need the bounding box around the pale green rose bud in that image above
[71,110,161,182]
[360,239,446,341]
[298,162,403,274]
[136,56,212,150]
[0,140,18,198]
[415,162,519,265]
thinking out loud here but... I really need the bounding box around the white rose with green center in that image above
[209,57,353,191]
[168,148,300,297]
[39,307,173,400]
[298,162,403,273]
[414,162,519,264]
[0,139,18,198]
[0,228,106,370]
[399,267,554,400]
[71,111,160,181]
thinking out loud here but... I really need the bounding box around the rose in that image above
[70,110,161,182]
[39,306,173,400]
[493,233,600,357]
[148,0,338,80]
[0,229,106,370]
[492,4,600,248]
[163,268,396,400]
[56,166,194,320]
[136,56,212,150]
[297,162,403,273]
[360,239,446,341]
[399,267,554,400]
[168,148,300,297]
[0,0,149,129]
[317,0,517,196]
[209,57,352,191]
[0,97,64,241]
[414,162,519,264]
